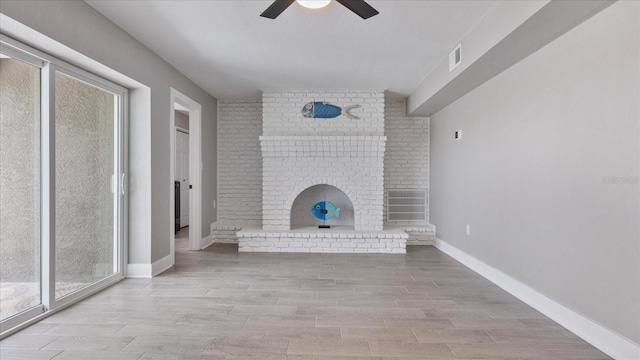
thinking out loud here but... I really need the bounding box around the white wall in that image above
[216,96,432,231]
[0,0,218,267]
[430,1,639,344]
[262,90,384,135]
[384,98,430,224]
[217,100,262,225]
[290,185,354,229]
[261,90,386,231]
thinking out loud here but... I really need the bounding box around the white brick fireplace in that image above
[260,135,386,231]
[237,90,408,253]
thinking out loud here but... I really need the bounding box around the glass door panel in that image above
[0,38,126,335]
[0,55,42,321]
[54,71,118,300]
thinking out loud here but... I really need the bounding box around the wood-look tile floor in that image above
[0,229,611,359]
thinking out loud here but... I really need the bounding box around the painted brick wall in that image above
[384,98,430,224]
[261,139,386,231]
[238,228,408,254]
[215,95,431,239]
[217,100,263,225]
[261,90,386,231]
[262,90,385,135]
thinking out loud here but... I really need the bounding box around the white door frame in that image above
[169,88,202,256]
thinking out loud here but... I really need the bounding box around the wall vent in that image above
[387,189,427,221]
[449,43,462,72]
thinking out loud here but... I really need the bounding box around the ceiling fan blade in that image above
[335,0,379,19]
[260,0,296,19]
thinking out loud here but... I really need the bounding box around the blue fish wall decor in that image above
[311,201,341,221]
[302,102,361,120]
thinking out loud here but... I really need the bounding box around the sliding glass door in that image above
[0,38,126,335]
[0,52,42,323]
[53,70,121,301]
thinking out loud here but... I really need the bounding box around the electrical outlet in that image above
[466,224,471,236]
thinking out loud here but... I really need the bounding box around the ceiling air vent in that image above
[449,43,462,72]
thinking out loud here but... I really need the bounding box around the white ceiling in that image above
[87,0,496,100]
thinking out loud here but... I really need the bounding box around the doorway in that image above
[169,88,202,260]
[174,116,190,230]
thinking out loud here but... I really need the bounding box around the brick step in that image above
[237,227,407,254]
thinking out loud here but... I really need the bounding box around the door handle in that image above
[120,173,126,196]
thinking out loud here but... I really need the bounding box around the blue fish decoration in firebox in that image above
[302,102,361,120]
[311,201,341,221]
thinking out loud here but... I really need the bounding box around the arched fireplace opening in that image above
[290,184,354,230]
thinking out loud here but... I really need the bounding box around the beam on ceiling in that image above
[407,0,614,117]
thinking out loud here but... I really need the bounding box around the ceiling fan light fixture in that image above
[296,0,331,9]
[260,0,377,19]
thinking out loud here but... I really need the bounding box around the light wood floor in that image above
[0,228,611,359]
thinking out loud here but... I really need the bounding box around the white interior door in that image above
[175,129,189,227]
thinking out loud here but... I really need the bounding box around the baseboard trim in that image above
[200,235,214,250]
[126,253,174,278]
[151,253,174,277]
[126,263,151,278]
[433,238,639,360]
[214,239,238,244]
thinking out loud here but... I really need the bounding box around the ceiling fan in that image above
[260,0,379,20]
